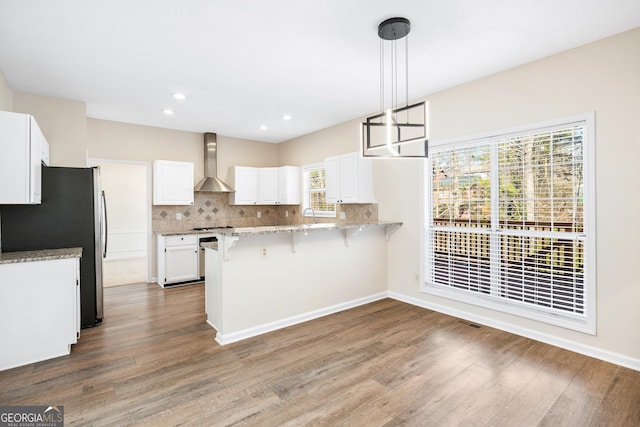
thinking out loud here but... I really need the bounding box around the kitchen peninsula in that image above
[202,222,401,345]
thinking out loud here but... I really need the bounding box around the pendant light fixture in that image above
[361,17,429,158]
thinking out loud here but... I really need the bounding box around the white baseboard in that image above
[388,291,640,372]
[211,292,388,346]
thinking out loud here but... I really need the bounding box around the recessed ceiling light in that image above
[163,109,175,115]
[259,125,268,131]
[282,114,292,120]
[173,92,186,100]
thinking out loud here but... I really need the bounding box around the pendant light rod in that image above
[378,17,411,114]
[363,16,428,158]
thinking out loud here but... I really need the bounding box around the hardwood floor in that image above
[1,283,639,426]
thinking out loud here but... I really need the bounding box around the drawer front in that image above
[165,235,198,246]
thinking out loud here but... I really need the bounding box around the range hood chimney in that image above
[194,132,235,192]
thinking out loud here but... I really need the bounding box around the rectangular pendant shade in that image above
[361,101,429,158]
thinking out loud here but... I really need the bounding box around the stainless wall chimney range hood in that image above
[194,132,235,193]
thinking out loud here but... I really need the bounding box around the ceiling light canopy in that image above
[361,17,428,158]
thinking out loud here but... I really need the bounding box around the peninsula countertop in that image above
[210,221,402,237]
[157,222,401,237]
[199,221,402,251]
[0,247,83,265]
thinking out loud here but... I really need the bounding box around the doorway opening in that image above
[89,159,152,287]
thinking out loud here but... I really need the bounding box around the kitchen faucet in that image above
[302,208,317,224]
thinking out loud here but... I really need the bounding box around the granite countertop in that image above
[0,247,83,265]
[155,230,225,237]
[211,221,402,237]
[158,221,402,238]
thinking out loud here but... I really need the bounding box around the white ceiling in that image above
[1,1,639,143]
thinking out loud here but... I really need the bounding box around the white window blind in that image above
[302,163,335,217]
[424,118,594,332]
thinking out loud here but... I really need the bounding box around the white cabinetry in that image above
[228,166,259,205]
[278,166,301,205]
[157,234,199,287]
[258,167,278,204]
[0,257,80,371]
[153,160,194,205]
[229,166,301,205]
[0,111,47,204]
[325,152,375,204]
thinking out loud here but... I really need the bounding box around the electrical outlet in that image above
[340,212,346,220]
[285,210,289,218]
[257,211,262,218]
[176,213,182,220]
[260,247,268,258]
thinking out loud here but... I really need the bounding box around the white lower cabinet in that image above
[157,234,199,286]
[0,257,80,371]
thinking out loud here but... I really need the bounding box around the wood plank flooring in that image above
[1,283,639,426]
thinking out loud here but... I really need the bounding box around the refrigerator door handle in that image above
[101,190,108,259]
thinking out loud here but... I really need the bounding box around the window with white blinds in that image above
[424,115,595,333]
[302,163,336,217]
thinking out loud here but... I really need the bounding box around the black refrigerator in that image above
[0,166,106,328]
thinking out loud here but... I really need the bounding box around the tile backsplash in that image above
[152,192,378,233]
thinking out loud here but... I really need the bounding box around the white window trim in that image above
[420,113,596,334]
[302,162,336,218]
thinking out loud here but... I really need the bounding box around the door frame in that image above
[88,157,153,284]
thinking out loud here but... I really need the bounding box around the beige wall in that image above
[278,27,640,366]
[88,118,202,177]
[277,120,360,166]
[218,135,278,182]
[0,70,12,111]
[13,92,87,167]
[88,119,278,183]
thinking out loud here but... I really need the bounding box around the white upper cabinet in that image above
[228,166,258,205]
[0,111,46,204]
[325,152,376,204]
[229,165,301,205]
[258,167,278,204]
[153,160,194,205]
[277,166,301,205]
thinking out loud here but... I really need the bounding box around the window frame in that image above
[421,113,596,334]
[302,162,336,218]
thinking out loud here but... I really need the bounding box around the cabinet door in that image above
[0,111,40,204]
[229,166,258,205]
[324,155,341,203]
[277,166,301,205]
[0,258,78,371]
[164,245,199,284]
[258,167,278,204]
[338,152,359,203]
[153,160,194,205]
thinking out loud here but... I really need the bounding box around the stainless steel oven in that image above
[198,235,217,279]
[194,226,232,280]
